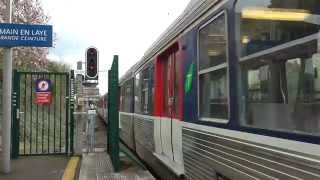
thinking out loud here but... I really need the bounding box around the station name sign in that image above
[0,23,52,47]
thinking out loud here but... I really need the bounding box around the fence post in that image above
[108,55,120,172]
[11,70,20,159]
[107,70,111,153]
[65,73,70,155]
[69,70,75,155]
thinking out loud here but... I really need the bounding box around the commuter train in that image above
[98,0,320,179]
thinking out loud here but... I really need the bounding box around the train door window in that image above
[174,51,181,116]
[236,0,320,135]
[161,51,182,118]
[134,73,142,114]
[163,58,170,116]
[198,12,229,122]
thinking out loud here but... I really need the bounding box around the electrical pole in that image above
[2,0,13,173]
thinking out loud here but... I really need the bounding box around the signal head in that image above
[85,47,98,80]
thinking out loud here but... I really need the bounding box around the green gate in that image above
[11,71,70,157]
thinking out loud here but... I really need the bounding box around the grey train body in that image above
[98,0,320,179]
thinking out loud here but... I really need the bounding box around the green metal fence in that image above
[11,71,70,157]
[69,70,75,155]
[108,55,120,172]
[0,78,2,131]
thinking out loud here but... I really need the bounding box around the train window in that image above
[125,82,133,112]
[198,12,229,121]
[150,65,154,114]
[120,86,125,111]
[141,69,149,114]
[199,12,227,70]
[134,66,153,115]
[122,80,133,113]
[200,69,228,120]
[236,0,320,57]
[237,0,320,135]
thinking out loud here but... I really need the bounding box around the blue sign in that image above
[36,79,52,92]
[0,23,52,47]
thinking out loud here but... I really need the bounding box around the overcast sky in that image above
[41,0,190,94]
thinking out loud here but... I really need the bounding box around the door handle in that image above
[16,109,24,119]
[168,97,174,106]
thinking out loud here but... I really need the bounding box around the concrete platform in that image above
[79,151,155,180]
[78,115,154,180]
[0,155,69,180]
[79,152,113,180]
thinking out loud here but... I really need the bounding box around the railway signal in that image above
[85,47,98,80]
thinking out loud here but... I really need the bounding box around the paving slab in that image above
[79,152,114,180]
[0,155,69,180]
[80,152,154,180]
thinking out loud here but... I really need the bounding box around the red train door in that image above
[154,43,183,165]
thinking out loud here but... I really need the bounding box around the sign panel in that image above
[0,23,52,47]
[35,79,52,104]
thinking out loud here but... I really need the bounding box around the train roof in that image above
[120,0,220,84]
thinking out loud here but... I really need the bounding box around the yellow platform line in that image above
[62,156,80,180]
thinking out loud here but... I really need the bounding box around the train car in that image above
[117,0,320,179]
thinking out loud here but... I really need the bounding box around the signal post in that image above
[83,47,99,152]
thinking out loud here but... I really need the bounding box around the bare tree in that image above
[0,0,61,71]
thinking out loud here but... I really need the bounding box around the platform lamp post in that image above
[2,0,13,173]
